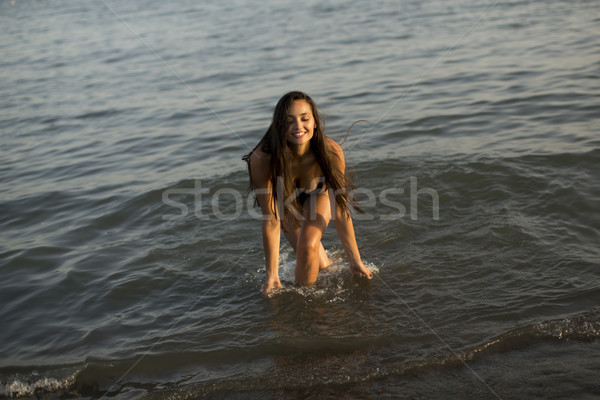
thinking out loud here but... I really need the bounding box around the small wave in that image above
[506,309,600,343]
[0,365,82,398]
[2,310,595,399]
[74,108,123,120]
[449,309,600,367]
[135,309,600,399]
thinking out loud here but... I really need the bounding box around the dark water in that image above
[1,0,600,398]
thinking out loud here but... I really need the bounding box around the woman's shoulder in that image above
[247,148,272,185]
[248,147,270,166]
[326,137,344,159]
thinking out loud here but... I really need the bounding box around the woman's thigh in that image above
[295,192,332,284]
[282,218,299,251]
[298,191,332,249]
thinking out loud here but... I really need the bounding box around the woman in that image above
[243,91,373,296]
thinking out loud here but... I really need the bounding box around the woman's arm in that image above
[328,139,373,279]
[249,151,283,296]
[333,204,372,279]
[261,217,281,294]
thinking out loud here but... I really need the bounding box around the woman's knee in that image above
[296,237,320,259]
[295,240,320,285]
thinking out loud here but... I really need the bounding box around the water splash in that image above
[265,248,379,300]
[0,365,82,398]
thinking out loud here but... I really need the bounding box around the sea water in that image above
[1,0,599,398]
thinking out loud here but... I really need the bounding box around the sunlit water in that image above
[1,0,599,398]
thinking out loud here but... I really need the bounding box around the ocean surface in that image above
[1,0,599,398]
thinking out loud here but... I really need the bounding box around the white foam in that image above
[267,248,379,299]
[0,368,80,398]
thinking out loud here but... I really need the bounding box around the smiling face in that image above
[285,100,315,147]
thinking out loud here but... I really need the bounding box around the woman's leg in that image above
[282,210,332,271]
[295,192,332,285]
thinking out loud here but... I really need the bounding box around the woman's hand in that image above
[263,275,282,297]
[349,259,373,279]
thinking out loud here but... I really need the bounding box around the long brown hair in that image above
[242,91,358,221]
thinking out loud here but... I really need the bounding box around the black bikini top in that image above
[297,177,326,206]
